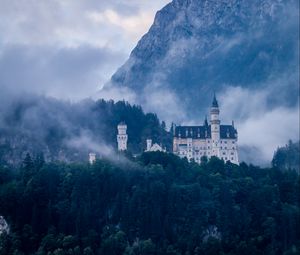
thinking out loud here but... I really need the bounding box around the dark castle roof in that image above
[174,125,237,139]
[212,94,219,108]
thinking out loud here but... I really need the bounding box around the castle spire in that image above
[212,92,219,108]
[210,92,220,145]
[204,115,209,127]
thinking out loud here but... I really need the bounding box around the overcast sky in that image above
[0,0,170,100]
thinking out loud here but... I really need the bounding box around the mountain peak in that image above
[105,0,298,122]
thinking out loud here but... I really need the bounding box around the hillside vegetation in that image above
[272,140,300,174]
[0,97,171,165]
[0,152,299,255]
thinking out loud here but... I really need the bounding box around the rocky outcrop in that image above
[106,0,299,120]
[0,216,9,235]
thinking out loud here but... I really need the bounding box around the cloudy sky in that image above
[1,0,298,164]
[0,0,169,100]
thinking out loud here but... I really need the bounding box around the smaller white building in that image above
[145,139,166,152]
[117,122,128,151]
[89,153,96,164]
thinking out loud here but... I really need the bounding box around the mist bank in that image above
[0,91,298,166]
[0,93,170,166]
[107,0,299,119]
[101,0,299,164]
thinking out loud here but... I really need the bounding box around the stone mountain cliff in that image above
[105,0,299,121]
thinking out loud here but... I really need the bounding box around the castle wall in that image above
[117,124,128,151]
[173,95,239,165]
[173,137,239,164]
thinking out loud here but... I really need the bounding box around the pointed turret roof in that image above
[204,115,209,127]
[212,93,219,108]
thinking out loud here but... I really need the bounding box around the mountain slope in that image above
[0,95,171,165]
[105,0,299,121]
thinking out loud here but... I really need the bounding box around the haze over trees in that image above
[0,98,299,254]
[0,150,299,255]
[0,0,299,253]
[272,140,300,174]
[0,97,171,165]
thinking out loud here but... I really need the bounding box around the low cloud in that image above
[87,9,155,43]
[96,86,137,103]
[0,44,125,100]
[142,86,187,123]
[66,130,115,158]
[0,0,170,101]
[219,85,299,163]
[0,0,170,51]
[238,106,299,161]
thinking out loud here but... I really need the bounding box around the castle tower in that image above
[210,94,220,156]
[117,122,128,151]
[89,153,96,164]
[146,139,152,151]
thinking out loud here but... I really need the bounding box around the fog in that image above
[0,0,170,100]
[0,0,299,165]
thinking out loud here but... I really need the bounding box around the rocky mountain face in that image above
[106,0,299,121]
[0,216,9,235]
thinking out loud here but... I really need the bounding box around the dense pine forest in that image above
[272,141,300,174]
[0,152,299,255]
[0,0,299,254]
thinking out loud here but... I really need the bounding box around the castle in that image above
[116,124,165,153]
[117,122,128,151]
[146,139,166,152]
[173,95,239,164]
[114,94,239,165]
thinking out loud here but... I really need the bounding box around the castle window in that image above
[231,157,234,160]
[231,152,234,155]
[232,141,235,144]
[225,147,227,150]
[223,152,226,155]
[225,141,227,144]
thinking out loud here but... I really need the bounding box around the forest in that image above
[0,151,299,255]
[0,97,171,165]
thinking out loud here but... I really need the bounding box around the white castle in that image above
[116,124,165,153]
[173,94,239,164]
[115,94,239,164]
[117,122,128,151]
[146,139,166,152]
